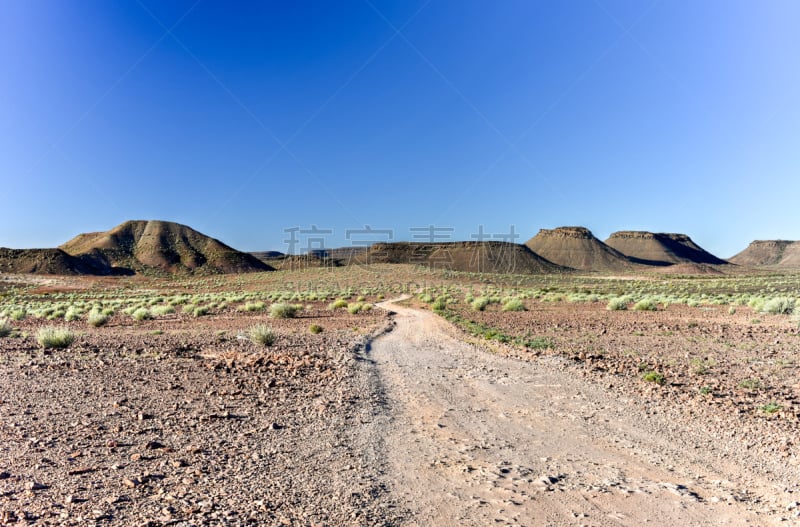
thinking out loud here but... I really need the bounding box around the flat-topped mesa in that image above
[729,240,800,267]
[608,231,690,242]
[534,226,596,239]
[354,241,569,274]
[525,226,633,272]
[605,230,726,266]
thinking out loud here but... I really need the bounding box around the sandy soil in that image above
[371,299,798,526]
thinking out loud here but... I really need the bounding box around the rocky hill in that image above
[605,231,727,266]
[729,240,800,268]
[60,220,272,275]
[354,241,567,274]
[525,227,633,272]
[0,248,113,275]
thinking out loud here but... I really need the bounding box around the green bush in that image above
[249,324,275,346]
[309,324,323,334]
[347,302,364,314]
[607,297,628,311]
[36,326,76,349]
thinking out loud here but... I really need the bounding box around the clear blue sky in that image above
[2,1,799,258]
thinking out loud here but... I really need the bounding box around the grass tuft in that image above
[269,303,298,319]
[249,324,275,346]
[607,297,628,311]
[0,318,11,337]
[501,297,526,312]
[87,311,109,328]
[132,308,152,321]
[36,326,76,349]
[641,371,666,385]
[329,298,348,310]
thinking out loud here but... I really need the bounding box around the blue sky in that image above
[1,1,799,257]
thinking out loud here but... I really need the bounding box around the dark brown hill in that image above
[61,220,272,275]
[525,227,633,272]
[353,241,567,274]
[0,248,113,275]
[729,240,800,267]
[605,231,727,266]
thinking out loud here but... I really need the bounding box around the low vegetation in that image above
[270,303,299,319]
[607,297,628,311]
[248,324,275,346]
[641,371,666,385]
[0,318,11,337]
[501,297,526,312]
[87,311,109,327]
[36,326,76,349]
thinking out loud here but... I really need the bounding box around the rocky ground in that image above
[2,271,800,526]
[373,300,800,526]
[438,300,800,470]
[0,307,401,526]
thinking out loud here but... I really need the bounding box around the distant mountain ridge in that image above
[0,220,752,276]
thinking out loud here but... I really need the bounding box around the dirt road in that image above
[371,300,791,526]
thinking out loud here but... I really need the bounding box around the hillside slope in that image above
[605,231,727,266]
[525,227,633,272]
[61,220,273,275]
[354,241,567,274]
[729,240,800,268]
[0,248,113,275]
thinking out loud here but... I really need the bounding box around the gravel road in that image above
[371,299,795,526]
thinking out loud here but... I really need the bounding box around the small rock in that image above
[25,481,47,491]
[122,477,139,488]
